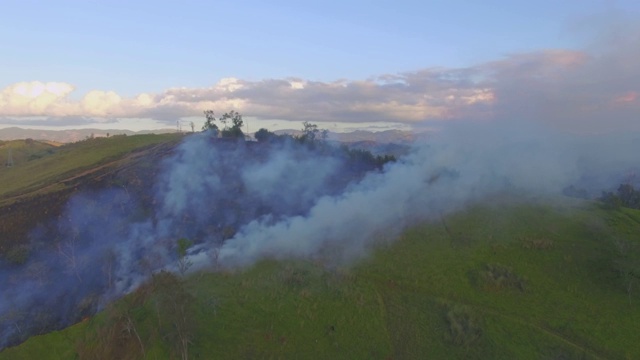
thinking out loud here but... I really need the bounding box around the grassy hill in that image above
[0,133,184,202]
[2,199,638,359]
[0,139,58,168]
[0,133,184,260]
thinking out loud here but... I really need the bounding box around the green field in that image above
[0,133,183,203]
[3,198,639,359]
[0,139,58,168]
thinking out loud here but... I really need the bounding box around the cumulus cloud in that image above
[81,90,122,116]
[2,24,639,132]
[0,76,495,125]
[0,82,75,116]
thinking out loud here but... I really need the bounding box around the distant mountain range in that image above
[274,128,423,144]
[0,127,425,145]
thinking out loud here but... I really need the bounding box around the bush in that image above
[521,238,554,250]
[480,263,526,292]
[152,271,196,360]
[254,128,277,142]
[444,305,482,346]
[76,297,146,360]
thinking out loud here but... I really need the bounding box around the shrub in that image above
[521,238,554,250]
[444,305,482,346]
[480,263,526,292]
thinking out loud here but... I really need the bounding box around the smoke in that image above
[216,120,640,267]
[0,133,366,348]
[216,120,580,267]
[2,122,640,349]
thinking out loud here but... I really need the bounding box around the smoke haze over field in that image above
[2,121,640,349]
[216,120,640,267]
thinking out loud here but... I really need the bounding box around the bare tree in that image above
[301,121,319,142]
[177,238,193,276]
[57,235,82,283]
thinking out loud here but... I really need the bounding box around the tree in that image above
[320,129,329,141]
[176,238,193,276]
[219,110,244,139]
[300,121,319,143]
[202,110,245,139]
[202,110,219,132]
[617,184,640,208]
[254,128,277,142]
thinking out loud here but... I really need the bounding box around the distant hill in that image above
[331,129,416,143]
[0,127,176,143]
[0,127,426,145]
[344,140,411,157]
[273,129,420,144]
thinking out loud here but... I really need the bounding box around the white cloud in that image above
[0,81,74,116]
[81,90,122,116]
[215,77,244,92]
[0,75,495,125]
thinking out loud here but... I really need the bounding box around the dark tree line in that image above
[205,110,396,169]
[252,122,396,170]
[253,121,326,145]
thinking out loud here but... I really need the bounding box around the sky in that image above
[1,0,639,132]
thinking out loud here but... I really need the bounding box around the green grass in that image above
[3,200,640,359]
[0,133,183,201]
[359,202,639,359]
[0,139,58,167]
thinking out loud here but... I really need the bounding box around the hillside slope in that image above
[0,133,184,260]
[0,133,402,351]
[2,200,639,359]
[0,139,58,168]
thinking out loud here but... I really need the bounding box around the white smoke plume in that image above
[215,120,638,267]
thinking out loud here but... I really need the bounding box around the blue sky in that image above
[1,1,639,131]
